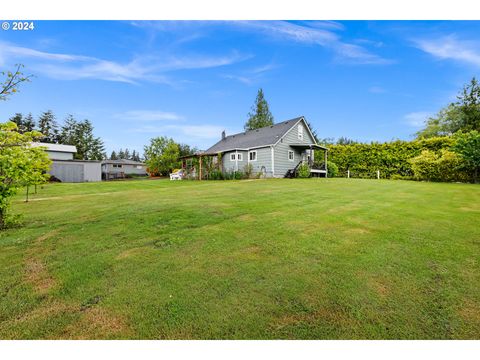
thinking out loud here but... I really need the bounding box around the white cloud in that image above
[414,35,480,67]
[114,110,184,122]
[133,124,226,140]
[235,21,392,65]
[0,41,249,84]
[404,111,431,127]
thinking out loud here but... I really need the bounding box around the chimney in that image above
[221,130,226,140]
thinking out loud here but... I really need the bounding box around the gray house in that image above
[32,142,102,182]
[101,159,148,180]
[181,116,327,178]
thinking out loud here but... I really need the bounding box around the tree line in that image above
[9,111,106,160]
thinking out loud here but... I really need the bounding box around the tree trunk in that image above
[0,208,5,230]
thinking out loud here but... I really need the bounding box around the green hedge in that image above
[318,137,455,179]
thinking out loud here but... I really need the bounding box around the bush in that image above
[208,169,224,180]
[321,137,454,179]
[297,163,310,178]
[410,150,471,182]
[315,160,339,177]
[244,163,253,179]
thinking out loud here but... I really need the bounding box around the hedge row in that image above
[317,137,455,179]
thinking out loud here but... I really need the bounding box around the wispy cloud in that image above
[369,86,387,94]
[132,124,225,140]
[413,35,480,67]
[0,41,249,85]
[222,61,280,85]
[404,111,431,127]
[235,21,392,65]
[114,110,184,122]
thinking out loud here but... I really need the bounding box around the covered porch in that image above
[289,143,329,177]
[178,152,221,180]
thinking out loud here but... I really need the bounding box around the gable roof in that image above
[205,116,314,153]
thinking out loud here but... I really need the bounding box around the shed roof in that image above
[101,159,145,166]
[31,142,77,153]
[204,116,311,153]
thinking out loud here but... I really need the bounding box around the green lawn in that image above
[0,178,479,339]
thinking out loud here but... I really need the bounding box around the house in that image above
[32,142,102,182]
[101,159,148,180]
[180,116,328,179]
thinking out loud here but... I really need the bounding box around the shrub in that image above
[409,150,471,182]
[315,160,339,177]
[208,169,224,180]
[321,137,454,179]
[297,163,311,178]
[244,163,253,179]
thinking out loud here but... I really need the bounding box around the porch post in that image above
[199,155,202,180]
[324,149,328,178]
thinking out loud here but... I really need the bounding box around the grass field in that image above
[0,178,479,339]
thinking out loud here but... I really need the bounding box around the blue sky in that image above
[1,20,480,153]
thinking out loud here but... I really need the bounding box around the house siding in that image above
[46,150,74,161]
[273,119,316,177]
[222,150,248,173]
[101,163,147,175]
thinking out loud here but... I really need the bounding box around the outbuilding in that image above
[32,142,102,182]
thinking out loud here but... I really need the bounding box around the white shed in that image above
[32,142,102,182]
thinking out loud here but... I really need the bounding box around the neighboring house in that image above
[101,159,148,180]
[181,116,328,178]
[32,142,102,182]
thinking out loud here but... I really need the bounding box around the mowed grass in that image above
[0,178,479,339]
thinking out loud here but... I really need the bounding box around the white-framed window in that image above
[298,124,304,140]
[136,165,143,169]
[113,164,123,168]
[230,153,236,161]
[288,150,294,161]
[249,151,257,161]
[237,153,243,161]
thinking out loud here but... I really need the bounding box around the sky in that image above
[1,20,480,154]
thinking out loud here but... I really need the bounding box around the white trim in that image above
[298,124,304,140]
[235,150,238,171]
[249,150,257,162]
[272,117,318,147]
[288,150,294,161]
[230,153,236,161]
[237,152,243,161]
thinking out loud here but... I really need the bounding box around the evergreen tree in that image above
[244,88,274,131]
[124,148,131,160]
[118,148,125,159]
[38,110,59,143]
[110,151,118,160]
[59,114,78,145]
[23,113,35,132]
[74,119,105,160]
[9,113,25,133]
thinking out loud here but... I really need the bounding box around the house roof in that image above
[101,159,145,166]
[204,116,314,154]
[31,142,77,153]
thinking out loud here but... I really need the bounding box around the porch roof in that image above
[289,143,328,150]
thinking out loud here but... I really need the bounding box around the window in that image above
[136,165,143,169]
[230,153,236,161]
[113,164,123,168]
[288,150,294,161]
[237,153,243,161]
[298,124,304,140]
[249,151,257,161]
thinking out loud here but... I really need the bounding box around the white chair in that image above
[169,170,183,180]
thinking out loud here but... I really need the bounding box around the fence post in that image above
[347,170,350,178]
[377,170,380,179]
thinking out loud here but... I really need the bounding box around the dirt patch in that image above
[24,229,61,295]
[458,300,480,323]
[344,227,371,235]
[63,306,132,339]
[115,247,145,260]
[367,278,389,298]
